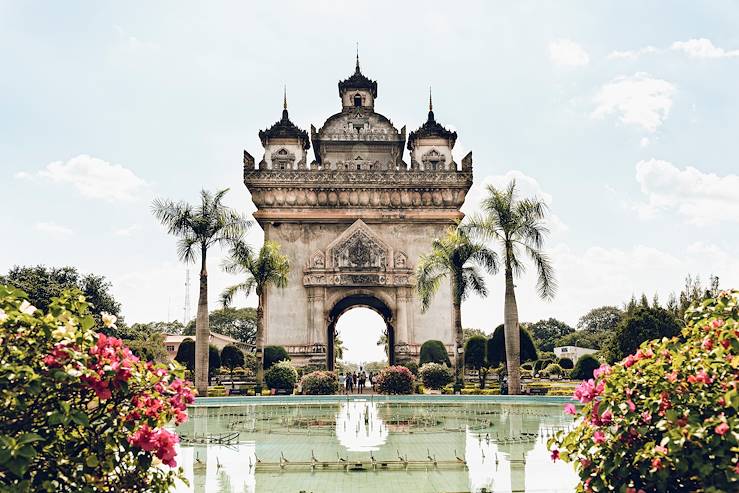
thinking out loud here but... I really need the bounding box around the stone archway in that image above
[326,293,395,371]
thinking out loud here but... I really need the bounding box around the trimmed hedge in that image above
[418,362,454,390]
[487,324,538,366]
[570,354,600,380]
[264,360,297,390]
[419,340,451,366]
[300,371,338,395]
[263,345,289,369]
[558,357,574,369]
[376,365,415,394]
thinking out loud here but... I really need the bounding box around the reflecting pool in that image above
[173,396,579,493]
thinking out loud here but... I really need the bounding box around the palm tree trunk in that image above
[504,264,521,395]
[452,275,464,390]
[195,253,210,397]
[255,292,265,394]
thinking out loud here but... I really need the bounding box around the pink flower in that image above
[702,337,714,350]
[600,409,613,425]
[626,399,636,412]
[687,369,712,385]
[666,371,678,383]
[651,457,662,470]
[593,430,605,444]
[574,379,602,404]
[623,354,636,368]
[550,449,559,461]
[715,422,729,435]
[655,445,668,454]
[564,403,577,415]
[593,364,611,379]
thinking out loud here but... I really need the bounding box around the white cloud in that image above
[113,224,139,237]
[462,170,568,234]
[17,155,149,202]
[607,46,659,60]
[671,38,739,58]
[548,39,590,66]
[35,222,73,235]
[640,137,650,148]
[608,39,739,60]
[592,73,676,132]
[633,159,739,225]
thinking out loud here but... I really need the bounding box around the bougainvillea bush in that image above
[549,291,738,492]
[0,286,195,492]
[376,365,415,394]
[301,370,338,395]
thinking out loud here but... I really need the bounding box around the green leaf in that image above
[70,410,89,426]
[16,433,42,446]
[85,455,99,467]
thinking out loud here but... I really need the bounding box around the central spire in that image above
[355,42,361,74]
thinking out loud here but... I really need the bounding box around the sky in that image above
[1,1,738,363]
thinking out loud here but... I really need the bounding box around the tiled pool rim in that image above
[191,394,575,407]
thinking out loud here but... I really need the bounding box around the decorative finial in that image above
[429,86,433,111]
[355,42,361,74]
[283,85,287,110]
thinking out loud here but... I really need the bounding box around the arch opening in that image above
[327,294,394,371]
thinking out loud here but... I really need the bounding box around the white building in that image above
[553,345,598,363]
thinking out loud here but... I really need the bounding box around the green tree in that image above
[220,344,245,389]
[469,180,556,394]
[554,330,603,350]
[570,354,600,380]
[208,344,221,384]
[221,240,290,393]
[263,345,289,369]
[419,340,452,367]
[487,324,538,367]
[0,265,122,332]
[184,307,256,347]
[175,338,195,372]
[463,327,488,345]
[528,318,574,352]
[604,306,681,363]
[464,335,488,388]
[152,188,249,396]
[416,226,498,389]
[117,323,169,362]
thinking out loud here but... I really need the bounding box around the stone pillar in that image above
[395,287,409,344]
[312,288,325,346]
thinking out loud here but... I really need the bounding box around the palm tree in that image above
[220,240,290,393]
[416,226,498,390]
[469,180,556,395]
[152,189,249,396]
[334,330,346,361]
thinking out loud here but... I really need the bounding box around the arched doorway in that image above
[326,294,395,371]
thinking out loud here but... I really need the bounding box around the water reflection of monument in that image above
[335,401,388,452]
[464,404,543,493]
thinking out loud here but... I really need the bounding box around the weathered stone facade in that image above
[244,58,473,368]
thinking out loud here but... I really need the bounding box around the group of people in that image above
[338,369,377,394]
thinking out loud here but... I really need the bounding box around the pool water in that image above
[172,396,579,493]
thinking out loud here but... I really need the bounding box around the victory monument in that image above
[243,57,473,369]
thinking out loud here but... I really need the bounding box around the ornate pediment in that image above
[326,220,389,270]
[303,220,413,287]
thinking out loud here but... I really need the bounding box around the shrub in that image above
[418,362,454,390]
[264,360,297,391]
[542,363,563,377]
[487,324,538,366]
[464,335,489,388]
[400,360,419,376]
[534,358,551,374]
[570,354,600,380]
[419,340,451,366]
[0,286,195,492]
[243,352,258,374]
[300,371,338,395]
[263,345,289,369]
[557,357,574,369]
[549,290,739,492]
[376,365,415,394]
[521,362,534,371]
